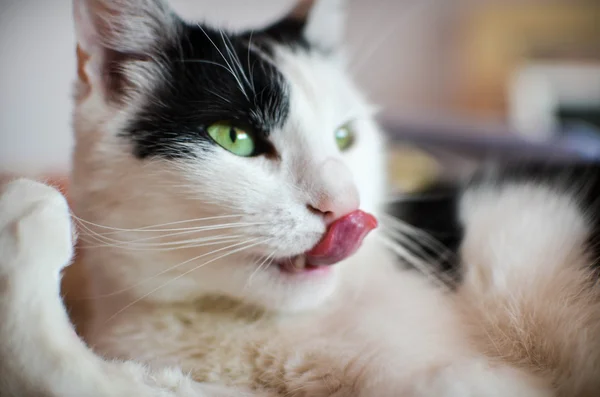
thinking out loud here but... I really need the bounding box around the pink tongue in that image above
[306,210,378,266]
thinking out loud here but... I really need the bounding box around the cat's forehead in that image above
[123,22,344,160]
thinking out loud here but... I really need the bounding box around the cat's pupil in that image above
[229,128,237,143]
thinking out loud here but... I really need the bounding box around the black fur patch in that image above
[121,19,312,160]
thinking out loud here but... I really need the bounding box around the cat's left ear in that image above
[274,0,347,53]
[73,0,181,101]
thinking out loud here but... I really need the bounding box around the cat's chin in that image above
[234,253,341,313]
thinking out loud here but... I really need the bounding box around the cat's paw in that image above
[0,178,74,274]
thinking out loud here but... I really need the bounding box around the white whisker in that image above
[103,238,272,323]
[378,235,452,291]
[246,41,277,70]
[196,24,249,99]
[78,236,241,252]
[246,250,277,287]
[220,29,253,94]
[383,227,455,284]
[71,213,248,233]
[88,238,263,300]
[206,87,233,104]
[377,214,457,288]
[246,30,256,93]
[381,214,455,259]
[76,222,263,246]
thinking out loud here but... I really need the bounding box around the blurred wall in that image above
[0,0,594,174]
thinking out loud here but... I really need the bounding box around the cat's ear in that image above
[73,0,181,99]
[279,0,347,52]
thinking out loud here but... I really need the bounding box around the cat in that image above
[0,0,599,396]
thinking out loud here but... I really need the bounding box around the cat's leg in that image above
[455,173,600,396]
[0,179,268,397]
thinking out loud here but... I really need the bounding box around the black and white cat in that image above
[0,0,598,396]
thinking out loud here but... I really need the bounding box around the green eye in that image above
[207,122,255,157]
[335,124,355,151]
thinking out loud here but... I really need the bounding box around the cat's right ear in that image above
[282,0,347,53]
[73,0,181,101]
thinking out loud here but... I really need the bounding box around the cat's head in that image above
[71,0,387,312]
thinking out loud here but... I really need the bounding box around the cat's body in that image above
[0,0,599,396]
[84,241,470,393]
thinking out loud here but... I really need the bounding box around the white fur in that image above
[1,0,597,395]
[0,180,552,397]
[0,179,268,397]
[457,182,600,396]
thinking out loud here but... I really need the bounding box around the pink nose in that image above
[308,194,360,225]
[307,159,360,224]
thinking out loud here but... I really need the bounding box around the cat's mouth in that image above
[277,210,378,274]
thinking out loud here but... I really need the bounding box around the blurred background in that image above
[1,0,599,193]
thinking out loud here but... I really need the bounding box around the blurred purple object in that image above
[382,117,600,163]
[559,123,600,160]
